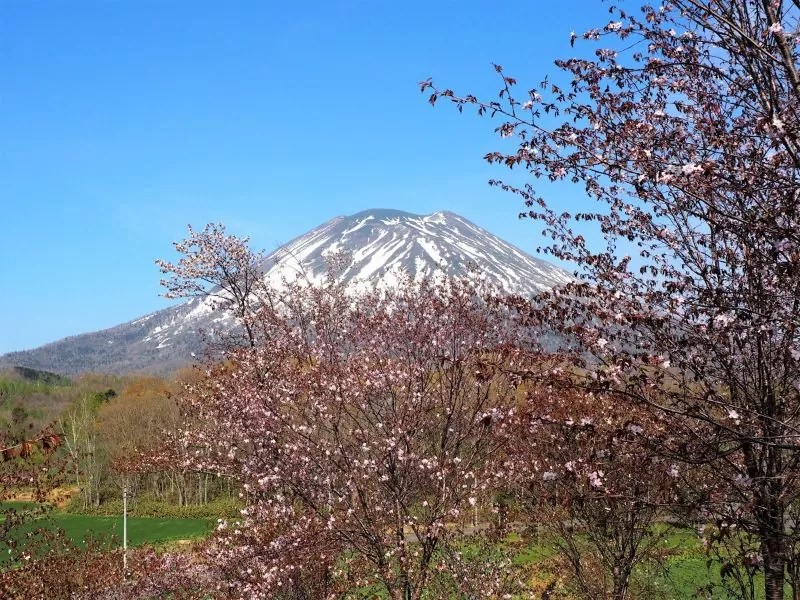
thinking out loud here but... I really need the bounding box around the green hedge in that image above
[64,496,243,519]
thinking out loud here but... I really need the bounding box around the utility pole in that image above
[123,484,128,577]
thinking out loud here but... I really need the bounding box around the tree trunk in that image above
[388,583,413,600]
[757,418,787,600]
[755,478,786,600]
[612,569,631,600]
[175,472,186,506]
[764,536,786,600]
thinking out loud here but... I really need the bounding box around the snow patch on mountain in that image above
[0,209,571,374]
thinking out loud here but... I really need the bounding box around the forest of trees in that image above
[3,0,800,598]
[0,368,239,513]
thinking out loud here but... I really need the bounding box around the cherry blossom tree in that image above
[0,538,223,600]
[511,384,688,599]
[156,223,269,348]
[172,274,531,599]
[423,1,800,597]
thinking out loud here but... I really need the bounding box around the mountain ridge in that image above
[0,209,571,375]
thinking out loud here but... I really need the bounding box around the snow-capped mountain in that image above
[0,209,571,375]
[260,208,569,292]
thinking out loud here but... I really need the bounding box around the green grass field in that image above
[0,504,767,597]
[1,503,213,565]
[30,512,214,547]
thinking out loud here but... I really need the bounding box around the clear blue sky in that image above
[0,0,609,354]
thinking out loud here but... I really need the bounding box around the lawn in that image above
[0,502,213,565]
[34,512,214,547]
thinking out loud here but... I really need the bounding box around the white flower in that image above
[714,312,736,327]
[668,464,679,478]
[588,470,605,488]
[627,423,644,435]
[595,337,609,350]
[769,22,783,34]
[681,162,702,175]
[542,471,557,482]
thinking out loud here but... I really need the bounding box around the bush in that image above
[64,496,243,519]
